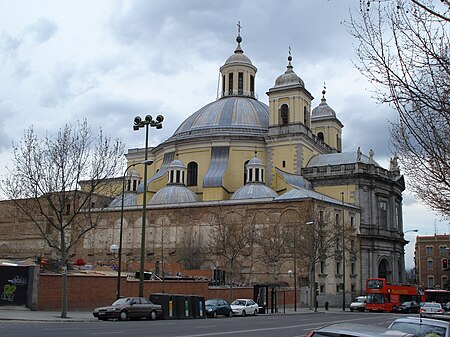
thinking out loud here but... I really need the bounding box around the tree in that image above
[346,0,450,218]
[0,119,124,318]
[208,212,254,302]
[177,226,205,270]
[253,223,292,282]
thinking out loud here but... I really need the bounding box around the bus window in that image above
[367,279,384,289]
[367,294,384,304]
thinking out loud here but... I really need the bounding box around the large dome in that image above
[168,96,269,141]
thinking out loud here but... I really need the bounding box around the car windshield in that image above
[111,298,132,306]
[391,321,446,337]
[402,302,412,306]
[424,303,441,308]
[231,300,246,306]
[356,298,365,303]
[205,300,218,306]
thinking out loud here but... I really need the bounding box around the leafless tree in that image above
[346,0,450,218]
[0,119,124,318]
[208,212,254,302]
[253,223,292,282]
[177,227,205,270]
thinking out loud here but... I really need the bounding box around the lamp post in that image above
[305,221,315,311]
[341,192,346,311]
[116,159,153,300]
[134,114,163,297]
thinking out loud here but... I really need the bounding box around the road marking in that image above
[171,315,397,337]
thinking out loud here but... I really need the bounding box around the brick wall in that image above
[37,274,298,310]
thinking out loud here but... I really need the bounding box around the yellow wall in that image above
[314,185,357,205]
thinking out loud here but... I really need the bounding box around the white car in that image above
[420,302,445,314]
[389,316,450,337]
[230,299,259,316]
[350,296,367,312]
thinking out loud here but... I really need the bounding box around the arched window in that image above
[304,106,308,125]
[280,104,289,125]
[317,132,324,142]
[187,162,198,186]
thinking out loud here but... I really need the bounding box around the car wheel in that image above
[213,311,217,318]
[149,310,157,320]
[119,310,128,321]
[228,310,232,318]
[242,310,246,317]
[350,308,354,312]
[253,309,257,316]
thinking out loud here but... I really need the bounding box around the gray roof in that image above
[275,185,346,206]
[108,192,137,208]
[307,152,381,168]
[276,168,311,189]
[150,185,199,205]
[231,183,278,200]
[203,147,229,188]
[168,96,269,141]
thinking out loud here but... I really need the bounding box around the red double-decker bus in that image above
[365,278,424,312]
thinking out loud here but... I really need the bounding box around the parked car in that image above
[443,302,450,312]
[350,296,367,312]
[205,298,232,318]
[92,297,162,321]
[392,301,421,314]
[389,316,450,337]
[420,302,445,315]
[230,298,258,316]
[306,322,416,337]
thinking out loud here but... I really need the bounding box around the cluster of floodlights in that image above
[133,115,164,130]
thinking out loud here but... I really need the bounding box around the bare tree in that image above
[208,213,254,302]
[177,227,205,270]
[346,0,450,218]
[253,223,292,282]
[0,119,124,318]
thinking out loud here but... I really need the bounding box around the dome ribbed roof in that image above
[150,185,199,205]
[168,96,269,141]
[273,55,304,89]
[231,183,278,200]
[312,90,336,118]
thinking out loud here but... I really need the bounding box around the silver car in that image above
[389,316,450,337]
[306,322,416,337]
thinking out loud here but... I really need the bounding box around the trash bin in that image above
[190,295,206,319]
[325,301,329,310]
[149,293,170,320]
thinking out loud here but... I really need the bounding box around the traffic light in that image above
[443,259,448,270]
[315,282,319,296]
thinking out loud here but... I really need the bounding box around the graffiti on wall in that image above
[0,266,29,306]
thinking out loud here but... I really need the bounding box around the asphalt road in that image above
[0,311,407,337]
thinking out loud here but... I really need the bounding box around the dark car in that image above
[93,297,162,321]
[443,302,450,312]
[392,301,421,313]
[205,298,232,318]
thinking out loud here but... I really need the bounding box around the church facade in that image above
[0,31,407,306]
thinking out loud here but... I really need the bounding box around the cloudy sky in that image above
[0,0,447,267]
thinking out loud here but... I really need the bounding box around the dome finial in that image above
[234,21,243,54]
[321,82,327,103]
[286,46,293,72]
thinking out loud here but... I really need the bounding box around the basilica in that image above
[0,31,408,306]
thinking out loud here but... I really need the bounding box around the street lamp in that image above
[405,229,419,234]
[305,221,315,312]
[116,159,153,300]
[134,114,163,298]
[341,192,345,312]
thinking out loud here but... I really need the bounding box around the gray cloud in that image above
[24,17,57,44]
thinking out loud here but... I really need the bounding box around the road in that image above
[0,311,407,337]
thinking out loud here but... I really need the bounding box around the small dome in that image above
[312,90,336,118]
[273,54,304,88]
[150,185,199,205]
[248,156,264,167]
[128,169,141,178]
[224,32,254,66]
[231,183,278,200]
[169,159,185,170]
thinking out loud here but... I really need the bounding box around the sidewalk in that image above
[0,306,343,322]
